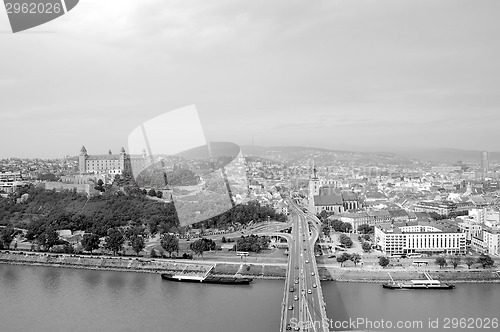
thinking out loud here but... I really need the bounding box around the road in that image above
[281,202,328,332]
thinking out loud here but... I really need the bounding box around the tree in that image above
[465,257,475,269]
[150,248,158,258]
[379,256,390,268]
[0,226,19,249]
[104,228,125,256]
[450,256,461,269]
[362,242,372,253]
[81,233,100,254]
[341,222,352,233]
[190,239,206,257]
[477,254,494,269]
[148,189,157,197]
[358,224,374,234]
[161,234,179,257]
[337,252,351,267]
[37,228,60,251]
[221,236,227,243]
[130,234,145,256]
[332,220,344,232]
[322,226,330,237]
[339,234,353,248]
[435,256,447,269]
[350,253,361,266]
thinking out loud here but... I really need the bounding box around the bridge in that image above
[280,202,329,332]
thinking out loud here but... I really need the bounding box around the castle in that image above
[78,146,147,175]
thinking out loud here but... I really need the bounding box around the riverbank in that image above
[1,251,499,283]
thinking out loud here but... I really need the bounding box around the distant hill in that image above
[394,148,500,164]
[176,142,240,160]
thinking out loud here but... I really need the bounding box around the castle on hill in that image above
[78,146,147,175]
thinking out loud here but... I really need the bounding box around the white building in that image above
[0,171,27,193]
[375,221,466,256]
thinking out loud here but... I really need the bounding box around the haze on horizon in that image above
[1,0,499,159]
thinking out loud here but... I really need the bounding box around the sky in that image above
[1,0,500,158]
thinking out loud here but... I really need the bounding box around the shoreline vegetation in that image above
[1,251,499,284]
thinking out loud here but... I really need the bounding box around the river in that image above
[1,264,499,332]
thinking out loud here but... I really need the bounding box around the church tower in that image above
[308,165,320,212]
[79,146,88,173]
[309,165,320,196]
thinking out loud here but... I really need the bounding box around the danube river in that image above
[1,265,499,332]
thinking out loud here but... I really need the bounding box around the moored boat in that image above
[161,273,253,285]
[382,272,455,290]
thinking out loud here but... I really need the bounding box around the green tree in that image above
[190,239,206,257]
[104,228,125,256]
[358,224,374,234]
[477,254,494,269]
[337,252,351,267]
[322,226,330,237]
[465,256,475,269]
[362,242,372,253]
[148,189,157,197]
[81,233,100,254]
[435,256,447,269]
[37,228,59,251]
[350,253,361,266]
[0,226,19,249]
[339,234,353,248]
[160,234,179,257]
[189,238,216,257]
[450,256,461,269]
[130,234,145,256]
[332,220,344,232]
[150,248,158,258]
[379,256,390,268]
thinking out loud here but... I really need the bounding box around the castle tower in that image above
[79,146,88,173]
[119,147,126,172]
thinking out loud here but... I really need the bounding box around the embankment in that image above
[1,251,499,283]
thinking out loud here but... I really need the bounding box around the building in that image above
[308,166,360,214]
[78,146,147,175]
[375,221,466,256]
[457,220,482,242]
[413,201,457,216]
[482,226,500,256]
[0,171,27,193]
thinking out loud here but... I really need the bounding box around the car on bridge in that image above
[294,295,299,301]
[313,283,317,288]
[307,289,312,294]
[288,304,293,310]
[289,287,294,292]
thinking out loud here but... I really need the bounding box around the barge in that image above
[161,273,253,285]
[382,272,455,290]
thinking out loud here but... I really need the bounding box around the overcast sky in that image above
[1,0,499,158]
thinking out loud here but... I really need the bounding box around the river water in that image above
[1,264,499,332]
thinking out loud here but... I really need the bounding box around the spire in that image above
[120,147,126,153]
[80,145,87,154]
[108,149,112,155]
[313,165,317,179]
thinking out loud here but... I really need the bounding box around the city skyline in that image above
[2,0,500,158]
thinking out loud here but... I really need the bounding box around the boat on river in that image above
[161,273,253,285]
[382,271,455,290]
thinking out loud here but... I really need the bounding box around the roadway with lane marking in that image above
[281,201,328,332]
